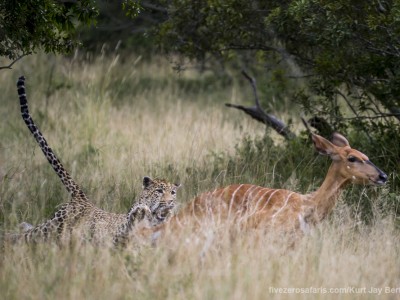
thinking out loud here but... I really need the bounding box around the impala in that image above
[152,132,387,235]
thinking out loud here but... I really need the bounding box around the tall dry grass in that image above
[0,53,399,299]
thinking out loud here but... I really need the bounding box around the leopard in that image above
[9,76,181,245]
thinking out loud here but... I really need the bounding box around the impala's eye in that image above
[347,156,357,163]
[156,189,164,194]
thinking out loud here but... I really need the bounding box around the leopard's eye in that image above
[347,156,357,163]
[156,188,164,194]
[171,190,176,195]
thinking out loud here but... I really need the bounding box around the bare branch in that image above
[286,74,315,79]
[336,89,359,117]
[141,1,168,13]
[219,44,289,58]
[0,55,26,70]
[225,71,295,140]
[387,107,400,122]
[241,70,261,109]
[301,116,312,134]
[336,113,400,120]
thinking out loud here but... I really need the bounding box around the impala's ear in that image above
[143,176,154,188]
[331,132,350,147]
[311,134,340,160]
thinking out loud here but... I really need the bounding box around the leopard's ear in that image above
[143,176,154,188]
[174,183,182,189]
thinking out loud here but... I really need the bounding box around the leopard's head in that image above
[141,176,181,219]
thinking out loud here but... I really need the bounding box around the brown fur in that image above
[151,133,387,237]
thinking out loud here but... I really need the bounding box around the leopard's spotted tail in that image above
[17,76,86,198]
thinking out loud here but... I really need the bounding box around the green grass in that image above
[0,53,399,299]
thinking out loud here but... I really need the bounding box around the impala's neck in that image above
[309,162,350,221]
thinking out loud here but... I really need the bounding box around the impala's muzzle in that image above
[367,160,388,185]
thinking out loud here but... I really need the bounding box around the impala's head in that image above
[311,133,387,185]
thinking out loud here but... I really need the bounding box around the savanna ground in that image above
[0,53,399,299]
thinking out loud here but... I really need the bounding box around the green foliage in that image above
[122,0,143,18]
[0,0,98,60]
[153,0,400,199]
[157,0,272,62]
[77,1,167,55]
[267,0,400,128]
[226,133,327,190]
[155,0,400,125]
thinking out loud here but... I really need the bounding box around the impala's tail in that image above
[17,76,85,198]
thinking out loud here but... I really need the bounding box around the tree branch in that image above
[337,113,400,120]
[141,1,168,13]
[219,44,289,58]
[225,71,295,140]
[335,89,359,117]
[0,55,26,70]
